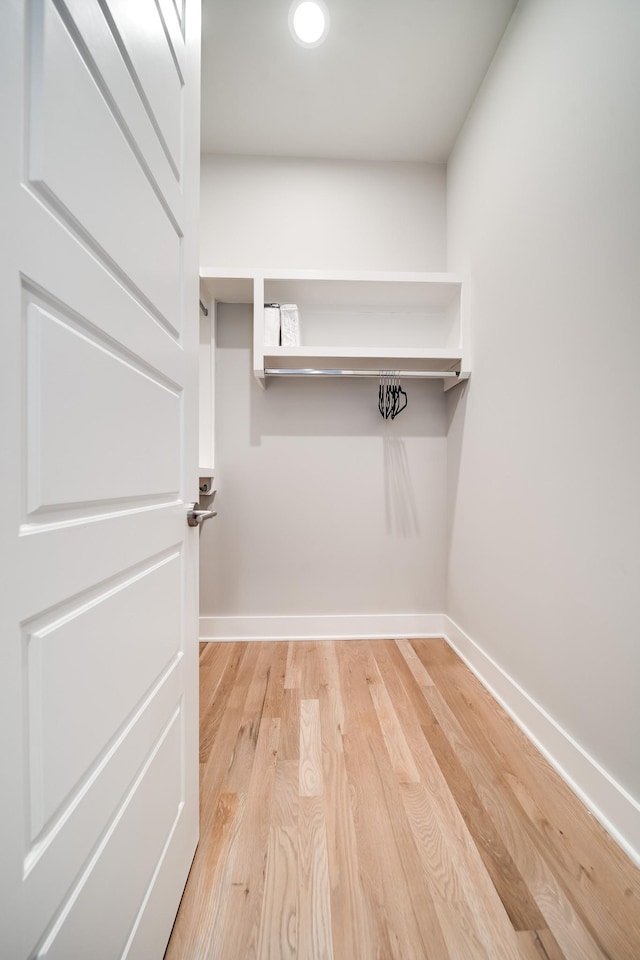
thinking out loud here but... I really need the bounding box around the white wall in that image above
[200,156,449,635]
[200,154,446,271]
[446,0,640,830]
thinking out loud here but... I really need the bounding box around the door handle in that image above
[187,502,217,527]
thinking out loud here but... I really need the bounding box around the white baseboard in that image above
[442,615,640,869]
[199,612,446,642]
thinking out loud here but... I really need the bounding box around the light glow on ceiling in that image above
[289,1,330,48]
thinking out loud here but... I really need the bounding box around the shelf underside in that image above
[263,347,463,373]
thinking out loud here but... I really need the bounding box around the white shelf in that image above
[199,268,471,392]
[264,346,463,374]
[265,346,463,359]
[200,269,254,304]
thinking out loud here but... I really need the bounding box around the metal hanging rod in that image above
[264,368,460,379]
[199,299,209,316]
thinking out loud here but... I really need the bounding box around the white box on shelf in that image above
[264,304,281,347]
[280,303,301,346]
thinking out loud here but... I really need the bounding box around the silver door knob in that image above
[187,502,217,527]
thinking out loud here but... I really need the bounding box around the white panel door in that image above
[0,1,201,957]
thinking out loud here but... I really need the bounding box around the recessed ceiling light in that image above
[289,1,330,48]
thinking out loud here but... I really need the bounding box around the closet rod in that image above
[265,368,460,379]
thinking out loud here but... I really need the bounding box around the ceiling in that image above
[200,0,517,163]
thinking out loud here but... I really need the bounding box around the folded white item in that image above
[280,303,301,346]
[264,304,281,347]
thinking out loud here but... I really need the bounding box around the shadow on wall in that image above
[249,375,447,442]
[384,437,420,537]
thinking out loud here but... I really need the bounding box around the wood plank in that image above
[272,759,299,828]
[298,640,323,700]
[198,641,261,834]
[409,641,608,960]
[316,640,345,744]
[317,643,374,959]
[257,826,298,960]
[278,687,300,762]
[333,642,410,958]
[322,749,374,960]
[370,642,523,960]
[262,640,289,719]
[214,716,281,960]
[298,796,333,960]
[336,641,448,959]
[367,655,421,784]
[516,929,567,960]
[298,796,334,960]
[283,641,299,690]
[395,637,435,687]
[391,638,546,932]
[164,792,243,960]
[299,698,323,797]
[199,642,245,765]
[401,781,493,959]
[223,642,276,795]
[284,640,320,698]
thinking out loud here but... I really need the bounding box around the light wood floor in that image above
[165,639,640,959]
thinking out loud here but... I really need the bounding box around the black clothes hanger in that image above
[378,371,407,420]
[392,382,407,419]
